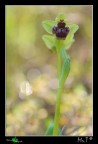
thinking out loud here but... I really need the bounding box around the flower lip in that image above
[56,27,70,40]
[52,19,70,40]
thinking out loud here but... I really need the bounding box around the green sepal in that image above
[55,13,68,23]
[42,20,56,34]
[42,35,56,51]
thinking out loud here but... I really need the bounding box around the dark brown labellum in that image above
[52,20,70,40]
[56,27,70,40]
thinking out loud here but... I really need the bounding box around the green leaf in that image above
[45,122,54,135]
[42,35,56,50]
[55,13,67,22]
[59,47,70,87]
[45,122,61,136]
[42,20,56,34]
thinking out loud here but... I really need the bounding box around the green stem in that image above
[53,86,63,135]
[53,40,63,135]
[56,40,62,78]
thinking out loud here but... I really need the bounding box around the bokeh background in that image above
[6,5,92,136]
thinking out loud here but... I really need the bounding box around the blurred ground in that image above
[6,5,93,136]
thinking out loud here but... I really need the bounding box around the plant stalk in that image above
[53,40,63,135]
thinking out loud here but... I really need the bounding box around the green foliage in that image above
[45,122,54,135]
[45,122,61,136]
[59,47,70,87]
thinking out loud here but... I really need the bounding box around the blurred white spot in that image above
[19,81,33,98]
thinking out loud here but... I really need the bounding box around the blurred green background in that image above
[6,5,92,136]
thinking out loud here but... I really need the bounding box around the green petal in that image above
[42,20,56,34]
[64,24,79,49]
[42,35,56,50]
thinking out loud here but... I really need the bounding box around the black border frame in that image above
[1,2,94,144]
